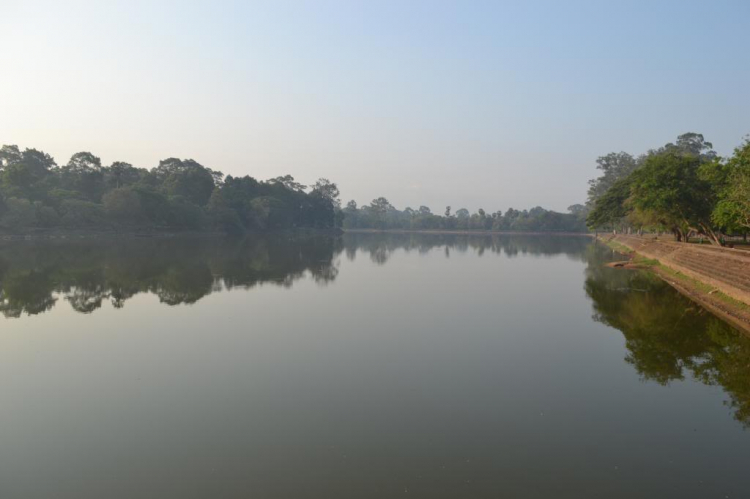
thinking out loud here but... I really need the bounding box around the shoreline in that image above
[0,228,593,241]
[0,227,344,241]
[598,235,750,335]
[344,229,592,237]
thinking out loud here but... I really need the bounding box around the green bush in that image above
[60,199,107,228]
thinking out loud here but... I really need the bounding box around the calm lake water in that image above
[0,233,748,498]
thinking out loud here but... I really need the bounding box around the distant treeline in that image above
[341,200,588,232]
[0,144,589,235]
[586,132,750,244]
[0,145,340,234]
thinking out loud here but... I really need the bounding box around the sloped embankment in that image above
[602,234,750,333]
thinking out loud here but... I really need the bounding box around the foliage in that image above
[103,187,144,224]
[629,152,718,242]
[342,198,587,232]
[585,132,748,244]
[59,199,107,228]
[712,140,750,232]
[586,152,638,206]
[0,144,337,234]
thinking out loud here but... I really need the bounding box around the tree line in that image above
[586,132,750,244]
[341,199,587,232]
[0,145,341,234]
[0,143,595,235]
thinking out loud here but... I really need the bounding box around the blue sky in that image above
[1,0,749,212]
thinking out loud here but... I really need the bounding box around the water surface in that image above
[0,234,748,498]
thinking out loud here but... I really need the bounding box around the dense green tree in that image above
[270,174,306,192]
[1,148,56,200]
[369,197,393,228]
[103,187,144,225]
[585,133,734,243]
[153,158,216,207]
[0,144,336,234]
[106,161,144,189]
[207,189,244,235]
[711,140,750,233]
[341,201,587,233]
[1,198,38,230]
[65,152,102,174]
[586,177,632,231]
[59,199,107,228]
[629,152,720,242]
[0,145,22,170]
[311,178,340,207]
[663,132,717,161]
[567,204,587,216]
[60,152,106,202]
[586,152,638,206]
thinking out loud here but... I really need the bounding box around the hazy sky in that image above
[2,0,749,212]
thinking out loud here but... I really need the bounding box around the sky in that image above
[1,0,749,213]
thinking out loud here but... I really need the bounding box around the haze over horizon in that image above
[2,0,749,213]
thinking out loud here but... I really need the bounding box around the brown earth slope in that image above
[601,234,750,334]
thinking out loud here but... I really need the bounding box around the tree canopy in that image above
[342,197,587,233]
[0,145,338,234]
[586,132,747,244]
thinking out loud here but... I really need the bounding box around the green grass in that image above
[600,235,750,313]
[601,238,634,255]
[602,236,750,313]
[633,256,659,267]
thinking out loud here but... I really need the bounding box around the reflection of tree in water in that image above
[584,242,750,427]
[0,234,341,317]
[342,232,592,265]
[0,233,590,316]
[0,268,58,317]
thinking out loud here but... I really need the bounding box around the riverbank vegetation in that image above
[341,200,587,232]
[0,144,590,235]
[586,132,750,245]
[0,145,340,234]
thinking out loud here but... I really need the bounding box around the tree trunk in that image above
[698,223,723,246]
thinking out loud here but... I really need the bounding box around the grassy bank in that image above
[599,236,750,335]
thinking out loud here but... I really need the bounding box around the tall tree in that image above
[712,140,750,232]
[586,177,633,231]
[665,132,717,161]
[1,147,56,200]
[270,174,307,192]
[629,151,720,243]
[370,197,393,228]
[61,152,106,202]
[586,152,637,206]
[311,178,340,207]
[0,145,22,170]
[65,152,102,173]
